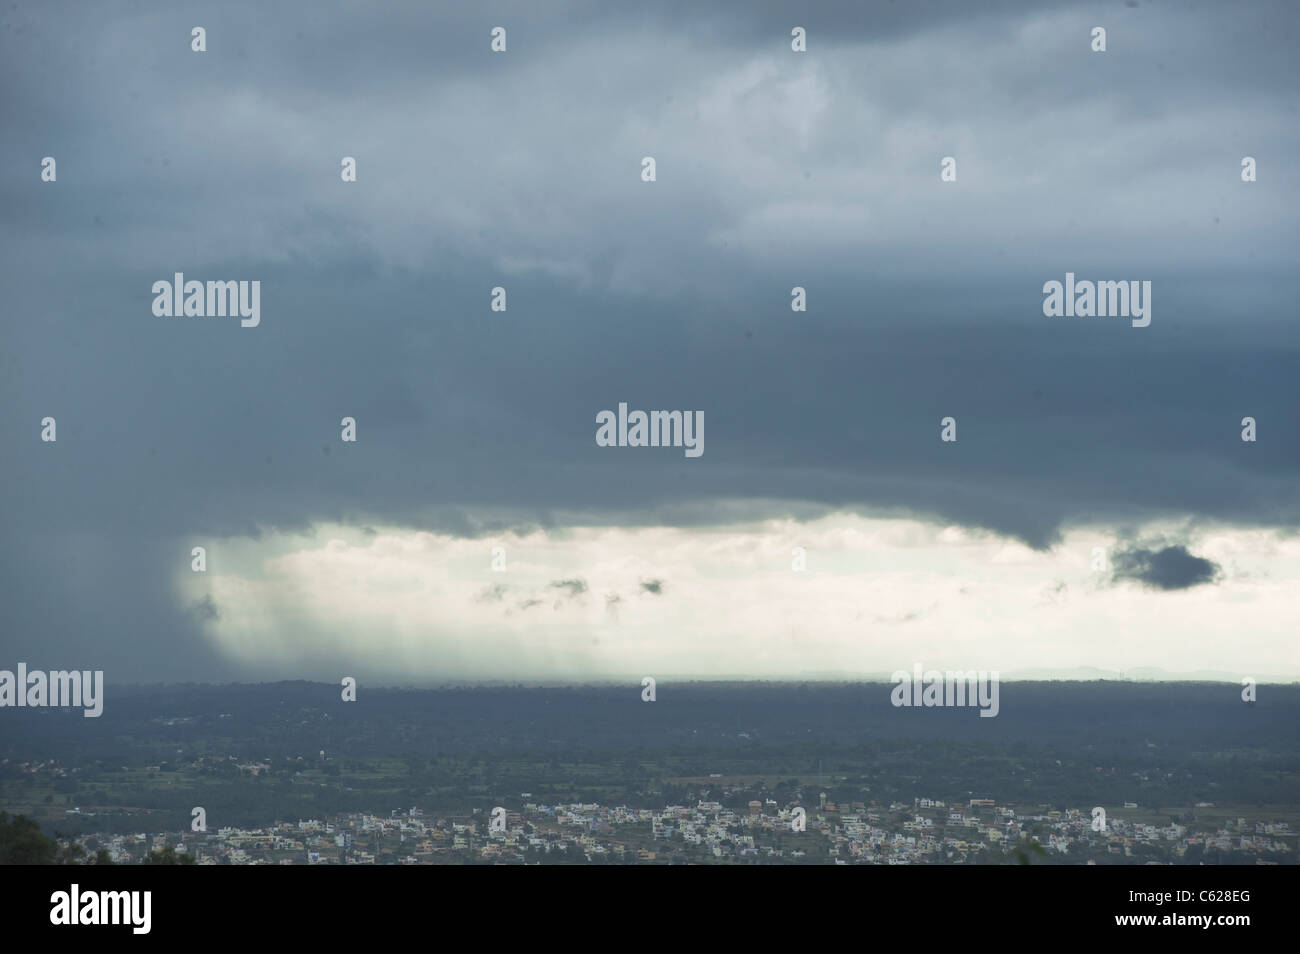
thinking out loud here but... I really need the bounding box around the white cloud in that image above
[181,513,1300,683]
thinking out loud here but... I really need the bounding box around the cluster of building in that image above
[66,795,1296,864]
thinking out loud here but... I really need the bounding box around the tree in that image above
[0,812,57,864]
[1012,837,1049,865]
[52,833,86,865]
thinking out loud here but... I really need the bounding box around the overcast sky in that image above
[1,0,1297,684]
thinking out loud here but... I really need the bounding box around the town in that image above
[58,793,1296,865]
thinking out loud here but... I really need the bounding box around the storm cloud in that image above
[1110,543,1222,591]
[0,0,1296,680]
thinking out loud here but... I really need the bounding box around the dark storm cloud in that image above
[0,0,1296,679]
[1111,544,1222,591]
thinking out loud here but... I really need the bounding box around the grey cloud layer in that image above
[1,0,1297,679]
